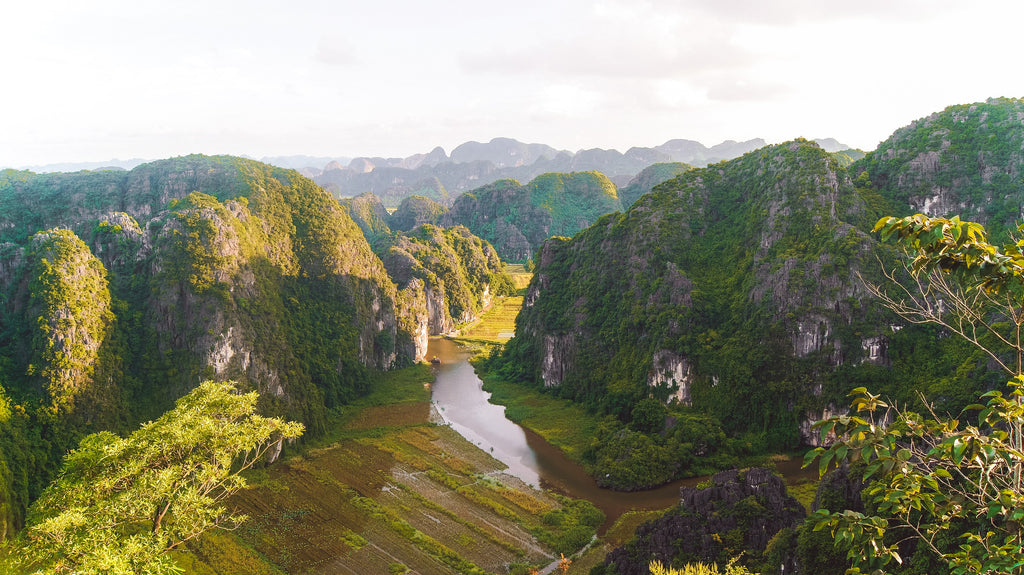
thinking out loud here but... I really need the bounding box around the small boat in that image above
[430,356,441,364]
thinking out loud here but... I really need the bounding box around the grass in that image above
[478,369,599,463]
[178,355,613,573]
[602,509,671,547]
[504,264,533,292]
[457,295,523,342]
[785,478,819,512]
[454,268,530,344]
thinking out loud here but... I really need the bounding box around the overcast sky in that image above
[2,0,1022,169]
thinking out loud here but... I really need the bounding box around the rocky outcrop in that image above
[379,223,513,342]
[648,350,692,405]
[0,155,415,437]
[502,140,892,446]
[23,229,115,414]
[599,468,806,575]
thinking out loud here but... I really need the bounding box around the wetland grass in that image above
[178,360,596,574]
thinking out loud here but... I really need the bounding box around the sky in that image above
[2,0,1024,169]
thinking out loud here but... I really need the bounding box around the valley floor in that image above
[174,363,587,574]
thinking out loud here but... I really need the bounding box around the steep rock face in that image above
[856,97,1024,240]
[443,172,622,262]
[91,212,152,270]
[597,468,806,575]
[379,224,514,340]
[502,141,893,445]
[0,155,413,436]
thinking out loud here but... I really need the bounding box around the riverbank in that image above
[175,362,601,574]
[474,356,818,504]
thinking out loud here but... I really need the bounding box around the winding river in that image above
[427,338,814,530]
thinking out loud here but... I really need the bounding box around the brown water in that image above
[428,338,815,531]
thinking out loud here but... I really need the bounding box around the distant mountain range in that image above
[11,138,856,207]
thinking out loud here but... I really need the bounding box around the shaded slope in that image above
[0,155,422,529]
[443,172,622,262]
[499,140,895,448]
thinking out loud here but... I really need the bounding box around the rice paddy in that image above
[178,360,595,574]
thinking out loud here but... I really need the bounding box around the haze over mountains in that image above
[1,96,1023,573]
[15,137,856,208]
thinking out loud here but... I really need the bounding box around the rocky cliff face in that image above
[0,155,414,435]
[502,140,894,446]
[597,468,806,575]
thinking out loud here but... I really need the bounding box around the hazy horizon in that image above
[4,0,1024,169]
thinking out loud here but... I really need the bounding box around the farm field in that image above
[176,362,593,574]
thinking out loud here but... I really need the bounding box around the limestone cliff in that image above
[596,468,806,575]
[0,156,414,436]
[502,140,894,447]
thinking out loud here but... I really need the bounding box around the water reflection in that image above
[428,337,815,531]
[429,338,542,485]
[429,338,698,528]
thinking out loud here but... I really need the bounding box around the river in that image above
[427,338,815,531]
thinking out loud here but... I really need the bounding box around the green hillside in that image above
[617,162,693,209]
[493,138,995,489]
[443,172,622,262]
[0,156,419,530]
[854,97,1024,240]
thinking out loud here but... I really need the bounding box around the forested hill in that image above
[0,155,495,532]
[852,97,1024,241]
[499,141,891,445]
[442,171,621,262]
[497,133,1009,457]
[617,162,694,209]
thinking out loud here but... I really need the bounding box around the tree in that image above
[631,397,668,434]
[865,214,1024,377]
[648,558,757,574]
[4,380,303,574]
[807,214,1024,574]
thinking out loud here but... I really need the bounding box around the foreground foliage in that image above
[809,214,1024,574]
[648,558,757,575]
[3,380,303,574]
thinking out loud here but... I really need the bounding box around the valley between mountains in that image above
[3,98,1024,574]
